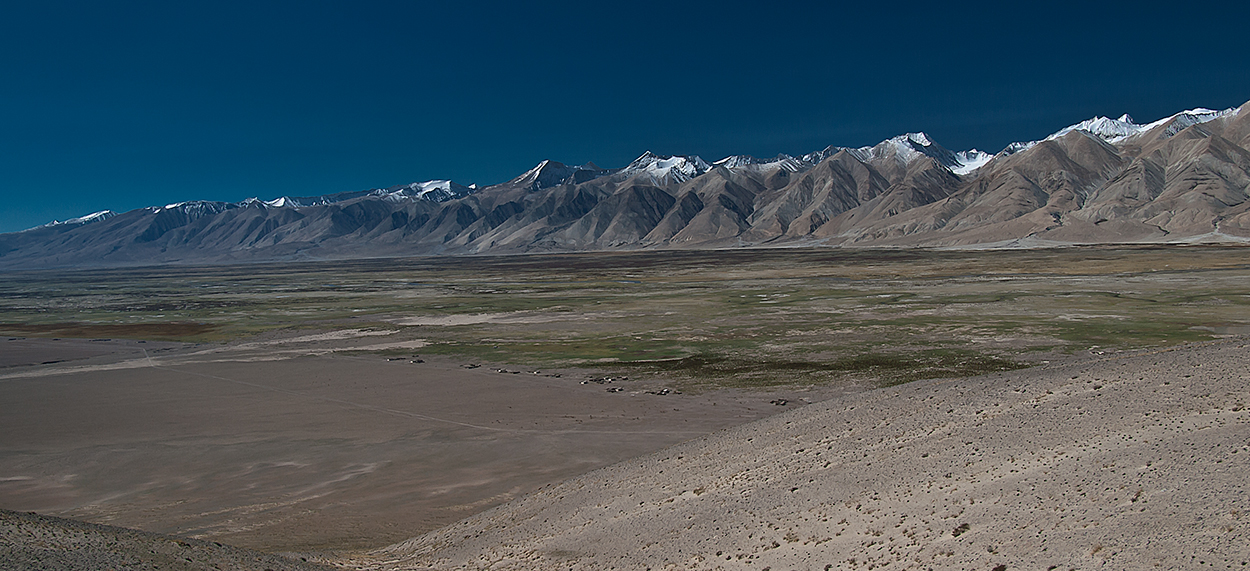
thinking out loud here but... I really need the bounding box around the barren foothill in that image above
[357,337,1250,570]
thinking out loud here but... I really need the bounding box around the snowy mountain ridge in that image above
[1045,106,1236,143]
[620,151,713,184]
[29,210,117,231]
[20,102,1246,235]
[5,97,1249,268]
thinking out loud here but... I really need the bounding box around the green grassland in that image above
[3,245,1249,389]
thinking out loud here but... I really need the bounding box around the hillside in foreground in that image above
[351,338,1249,570]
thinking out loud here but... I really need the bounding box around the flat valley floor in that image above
[0,335,839,552]
[2,246,1249,565]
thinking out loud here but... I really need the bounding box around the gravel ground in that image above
[353,338,1250,570]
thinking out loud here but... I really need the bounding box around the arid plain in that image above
[2,246,1249,568]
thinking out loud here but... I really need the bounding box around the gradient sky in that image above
[3,1,1249,234]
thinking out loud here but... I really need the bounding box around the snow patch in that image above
[848,132,942,166]
[713,154,805,172]
[66,210,115,224]
[367,180,473,203]
[713,155,758,168]
[951,150,993,175]
[24,210,116,232]
[1001,141,1038,156]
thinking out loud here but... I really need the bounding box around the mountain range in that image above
[4,100,1249,268]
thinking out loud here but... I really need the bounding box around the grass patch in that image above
[1049,318,1216,349]
[603,349,1029,389]
[2,246,1248,388]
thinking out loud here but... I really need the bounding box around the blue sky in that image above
[3,1,1249,234]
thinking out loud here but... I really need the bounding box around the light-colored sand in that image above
[355,339,1250,570]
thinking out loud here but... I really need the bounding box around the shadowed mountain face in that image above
[3,101,1249,268]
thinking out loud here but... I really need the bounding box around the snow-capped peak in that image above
[410,180,454,196]
[510,160,605,190]
[1047,115,1142,142]
[367,180,473,203]
[849,132,940,166]
[621,151,711,183]
[1048,106,1235,143]
[904,132,933,146]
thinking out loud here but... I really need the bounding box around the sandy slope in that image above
[355,339,1250,570]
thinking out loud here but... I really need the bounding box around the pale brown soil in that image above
[0,333,850,555]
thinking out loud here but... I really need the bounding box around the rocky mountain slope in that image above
[3,101,1248,268]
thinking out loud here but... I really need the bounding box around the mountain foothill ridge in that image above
[4,100,1250,268]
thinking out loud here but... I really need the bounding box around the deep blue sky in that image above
[3,1,1249,233]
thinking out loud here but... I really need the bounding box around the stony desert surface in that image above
[356,338,1250,570]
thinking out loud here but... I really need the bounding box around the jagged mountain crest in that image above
[1046,107,1235,144]
[712,154,806,172]
[3,99,1248,268]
